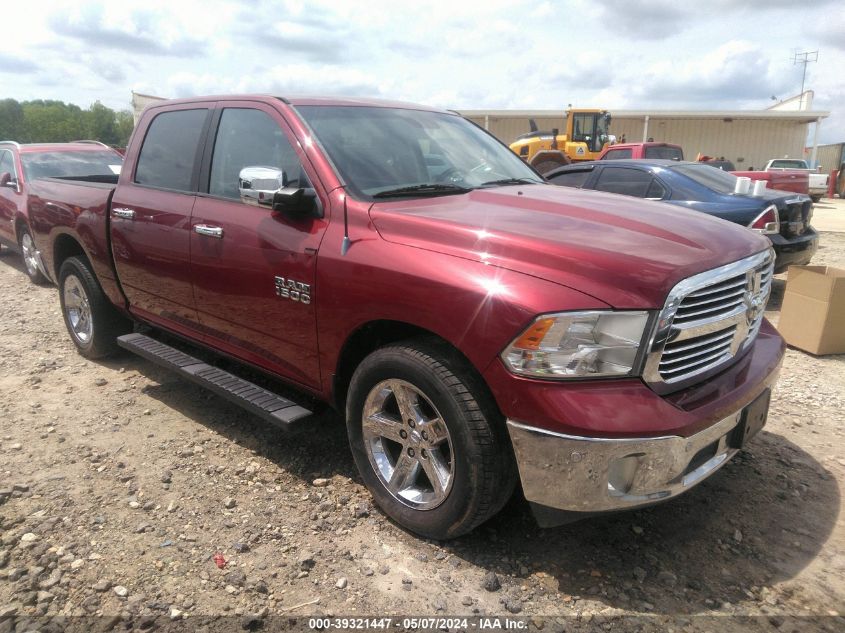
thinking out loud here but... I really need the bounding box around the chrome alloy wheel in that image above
[21,232,40,277]
[362,379,454,510]
[63,274,93,344]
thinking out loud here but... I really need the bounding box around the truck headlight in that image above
[502,311,651,379]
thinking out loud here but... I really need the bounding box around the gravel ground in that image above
[1,227,844,633]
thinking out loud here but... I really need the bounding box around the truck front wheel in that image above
[346,341,516,539]
[58,256,131,359]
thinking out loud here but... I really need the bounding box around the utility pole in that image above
[792,50,818,110]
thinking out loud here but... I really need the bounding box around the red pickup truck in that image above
[0,140,124,284]
[25,95,784,538]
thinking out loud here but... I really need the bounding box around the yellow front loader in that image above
[509,109,612,174]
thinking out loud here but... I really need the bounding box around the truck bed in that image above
[26,176,121,303]
[731,169,809,195]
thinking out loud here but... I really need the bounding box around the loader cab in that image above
[569,110,611,154]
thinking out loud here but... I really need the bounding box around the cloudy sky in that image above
[2,0,843,142]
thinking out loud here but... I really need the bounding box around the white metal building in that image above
[132,90,829,172]
[458,108,829,171]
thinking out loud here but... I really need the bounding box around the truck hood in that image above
[370,185,769,308]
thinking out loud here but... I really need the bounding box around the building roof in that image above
[458,109,829,121]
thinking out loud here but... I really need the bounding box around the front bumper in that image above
[508,405,748,519]
[492,321,784,526]
[770,228,818,273]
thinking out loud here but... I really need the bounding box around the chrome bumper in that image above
[507,411,745,514]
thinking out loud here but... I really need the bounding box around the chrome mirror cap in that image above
[238,166,286,207]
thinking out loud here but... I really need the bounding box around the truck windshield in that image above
[672,163,739,195]
[295,105,543,198]
[21,151,123,181]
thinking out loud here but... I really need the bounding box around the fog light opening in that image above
[608,454,644,497]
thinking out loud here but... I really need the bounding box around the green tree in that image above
[84,101,118,145]
[0,98,135,146]
[0,99,26,141]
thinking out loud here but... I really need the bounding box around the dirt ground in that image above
[1,209,844,632]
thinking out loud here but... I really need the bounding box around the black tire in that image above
[810,194,822,203]
[18,226,49,285]
[346,340,517,539]
[58,256,131,359]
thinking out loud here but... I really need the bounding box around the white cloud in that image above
[0,0,842,143]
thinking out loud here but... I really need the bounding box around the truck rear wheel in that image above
[346,341,516,539]
[19,227,48,285]
[58,256,131,359]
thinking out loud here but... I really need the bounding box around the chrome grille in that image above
[644,250,775,393]
[658,326,737,379]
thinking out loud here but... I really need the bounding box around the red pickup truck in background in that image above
[730,166,810,198]
[24,95,784,538]
[599,141,684,161]
[0,140,124,284]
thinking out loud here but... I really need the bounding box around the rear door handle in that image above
[194,224,224,238]
[113,207,135,219]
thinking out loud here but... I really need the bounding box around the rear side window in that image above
[601,148,632,160]
[548,169,593,188]
[646,179,667,199]
[594,167,654,197]
[135,109,208,191]
[644,146,683,160]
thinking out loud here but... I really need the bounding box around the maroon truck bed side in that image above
[731,169,809,195]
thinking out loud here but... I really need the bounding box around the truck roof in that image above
[143,94,452,114]
[604,142,683,149]
[0,141,118,154]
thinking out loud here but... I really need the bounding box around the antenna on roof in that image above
[341,193,351,256]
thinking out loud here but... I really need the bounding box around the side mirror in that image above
[238,166,286,207]
[0,172,16,189]
[237,166,322,218]
[272,186,323,218]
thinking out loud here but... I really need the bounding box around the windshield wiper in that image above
[479,177,544,187]
[372,183,471,198]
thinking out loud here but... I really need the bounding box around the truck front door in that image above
[189,103,328,389]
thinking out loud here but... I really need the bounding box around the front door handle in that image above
[113,207,135,219]
[194,224,224,238]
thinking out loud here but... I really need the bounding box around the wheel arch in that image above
[52,232,88,280]
[331,319,498,417]
[13,214,29,244]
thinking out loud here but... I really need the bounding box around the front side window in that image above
[135,109,208,192]
[209,108,305,201]
[21,151,123,181]
[594,167,655,197]
[296,106,542,198]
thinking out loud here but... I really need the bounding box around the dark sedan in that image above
[546,159,817,273]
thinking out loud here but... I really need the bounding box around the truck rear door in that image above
[111,103,214,328]
[189,102,329,389]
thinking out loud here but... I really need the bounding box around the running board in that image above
[117,333,312,430]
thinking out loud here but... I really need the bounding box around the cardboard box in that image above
[778,265,845,355]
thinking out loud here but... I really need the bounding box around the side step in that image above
[117,333,312,430]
